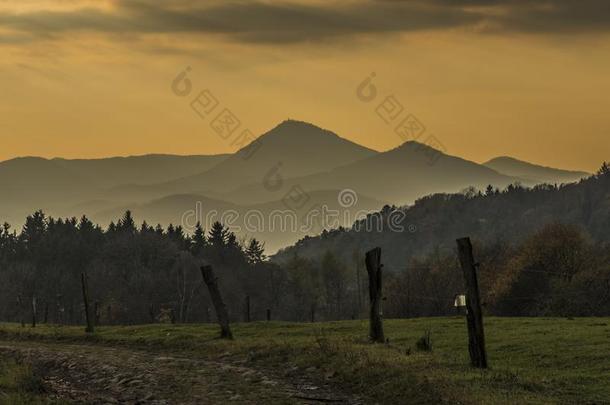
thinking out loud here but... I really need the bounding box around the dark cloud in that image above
[0,0,480,43]
[411,0,610,33]
[497,0,610,34]
[0,0,608,45]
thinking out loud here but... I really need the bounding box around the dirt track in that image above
[0,340,362,404]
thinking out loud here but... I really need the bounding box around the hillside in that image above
[275,168,610,270]
[53,154,230,187]
[484,156,589,184]
[0,154,228,226]
[0,154,228,191]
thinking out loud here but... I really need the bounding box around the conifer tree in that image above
[190,222,207,256]
[245,238,266,265]
[208,221,227,248]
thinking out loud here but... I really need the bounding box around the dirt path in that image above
[0,340,363,404]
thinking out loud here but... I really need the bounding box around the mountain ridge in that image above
[146,119,378,195]
[484,156,589,184]
[219,139,518,205]
[0,119,595,253]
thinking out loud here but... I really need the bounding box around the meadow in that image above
[1,317,609,404]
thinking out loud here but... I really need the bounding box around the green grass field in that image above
[1,317,609,404]
[0,357,58,405]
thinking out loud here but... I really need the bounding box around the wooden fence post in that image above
[200,265,233,339]
[266,308,271,321]
[148,303,155,323]
[43,301,49,324]
[365,247,385,343]
[245,296,251,322]
[81,272,94,333]
[106,304,112,325]
[56,294,64,325]
[94,301,100,326]
[68,302,74,325]
[17,295,25,327]
[456,237,488,369]
[31,296,37,328]
[170,308,176,324]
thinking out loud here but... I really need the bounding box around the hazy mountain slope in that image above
[274,171,610,270]
[484,156,589,184]
[141,120,378,197]
[222,142,519,205]
[0,157,90,194]
[53,154,229,187]
[0,157,95,226]
[90,189,387,252]
[91,194,240,228]
[0,154,228,193]
[0,154,228,228]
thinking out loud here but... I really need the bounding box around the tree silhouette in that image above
[245,238,266,265]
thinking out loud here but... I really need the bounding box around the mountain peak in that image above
[390,140,447,156]
[244,120,377,156]
[276,119,319,129]
[168,120,378,193]
[263,119,343,141]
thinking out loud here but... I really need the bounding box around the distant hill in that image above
[0,154,228,226]
[0,154,228,191]
[221,141,518,205]
[53,154,229,187]
[274,170,610,270]
[484,156,589,184]
[139,120,378,198]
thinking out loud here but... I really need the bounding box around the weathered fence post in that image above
[80,272,94,333]
[17,295,25,327]
[43,301,49,324]
[266,308,271,321]
[31,296,37,328]
[68,303,74,325]
[106,304,112,325]
[56,294,64,325]
[365,247,385,343]
[200,265,233,339]
[245,296,251,322]
[456,237,488,369]
[94,301,101,326]
[311,303,316,323]
[148,303,155,323]
[170,308,176,324]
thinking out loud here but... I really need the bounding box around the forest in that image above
[0,163,608,325]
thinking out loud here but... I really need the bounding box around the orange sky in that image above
[0,0,608,171]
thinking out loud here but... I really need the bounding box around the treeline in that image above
[384,223,610,317]
[1,217,608,325]
[276,222,610,318]
[0,211,363,324]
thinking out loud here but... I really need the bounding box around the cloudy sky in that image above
[1,0,609,171]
